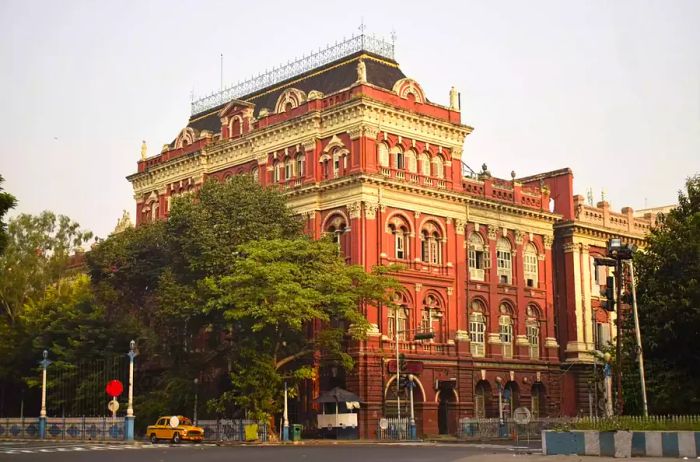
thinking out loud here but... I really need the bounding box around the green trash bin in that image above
[292,424,303,441]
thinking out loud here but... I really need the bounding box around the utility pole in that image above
[395,305,400,421]
[615,257,623,415]
[627,260,649,416]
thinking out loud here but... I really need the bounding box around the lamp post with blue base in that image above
[125,340,136,441]
[39,350,51,439]
[407,374,416,440]
[282,382,289,441]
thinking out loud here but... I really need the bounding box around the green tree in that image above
[633,175,700,414]
[0,175,17,255]
[204,237,400,420]
[0,212,93,325]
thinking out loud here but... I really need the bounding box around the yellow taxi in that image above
[146,415,204,443]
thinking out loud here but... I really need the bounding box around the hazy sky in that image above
[1,0,698,238]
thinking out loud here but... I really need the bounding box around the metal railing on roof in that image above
[191,33,395,115]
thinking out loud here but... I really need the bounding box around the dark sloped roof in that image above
[185,51,406,133]
[315,387,361,403]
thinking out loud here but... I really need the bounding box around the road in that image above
[0,440,678,461]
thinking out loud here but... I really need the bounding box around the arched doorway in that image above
[437,387,457,435]
[474,380,492,418]
[531,383,546,418]
[503,381,520,419]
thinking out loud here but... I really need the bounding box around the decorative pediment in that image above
[392,78,426,104]
[275,87,307,113]
[175,127,196,148]
[323,134,347,154]
[217,99,255,119]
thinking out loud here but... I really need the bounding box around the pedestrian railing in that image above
[376,417,410,440]
[0,417,125,441]
[458,417,561,440]
[197,419,269,442]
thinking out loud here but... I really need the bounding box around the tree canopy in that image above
[632,175,700,414]
[0,175,17,255]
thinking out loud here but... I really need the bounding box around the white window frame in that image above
[496,238,512,284]
[524,243,538,288]
[469,312,486,357]
[527,320,540,360]
[499,315,513,359]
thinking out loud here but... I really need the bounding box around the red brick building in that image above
[128,35,566,437]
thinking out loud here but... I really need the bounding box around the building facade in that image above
[128,36,568,437]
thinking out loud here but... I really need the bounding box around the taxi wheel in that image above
[172,432,181,444]
[150,434,158,444]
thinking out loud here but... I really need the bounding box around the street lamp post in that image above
[603,352,614,417]
[283,382,289,441]
[126,340,136,441]
[193,378,199,426]
[627,260,649,417]
[395,305,401,422]
[408,374,416,440]
[39,350,50,439]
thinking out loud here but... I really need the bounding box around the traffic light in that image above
[398,353,407,373]
[602,275,616,311]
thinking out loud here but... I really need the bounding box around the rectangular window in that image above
[527,324,540,359]
[596,322,611,350]
[469,319,485,357]
[524,254,538,287]
[396,234,405,260]
[497,250,512,284]
[499,318,513,359]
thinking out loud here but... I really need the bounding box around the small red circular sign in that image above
[105,379,124,397]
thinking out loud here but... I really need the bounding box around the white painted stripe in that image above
[645,431,663,457]
[584,430,600,455]
[678,432,697,458]
[39,449,55,452]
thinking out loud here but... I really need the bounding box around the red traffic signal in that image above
[105,379,124,397]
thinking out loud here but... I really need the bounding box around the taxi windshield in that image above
[180,417,193,426]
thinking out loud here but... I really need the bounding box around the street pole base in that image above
[39,417,47,439]
[282,426,289,442]
[409,423,417,440]
[125,416,135,441]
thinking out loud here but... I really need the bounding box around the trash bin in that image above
[292,424,303,441]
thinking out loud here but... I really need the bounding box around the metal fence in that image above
[0,419,40,439]
[458,417,559,440]
[0,417,125,441]
[376,417,410,440]
[197,419,269,442]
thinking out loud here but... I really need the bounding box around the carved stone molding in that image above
[363,125,380,139]
[347,201,362,219]
[454,219,466,235]
[487,224,498,240]
[364,202,379,219]
[544,235,554,249]
[514,230,524,245]
[415,283,422,293]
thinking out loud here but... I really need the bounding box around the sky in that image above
[1,0,698,238]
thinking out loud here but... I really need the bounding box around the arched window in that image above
[496,237,512,284]
[378,143,389,167]
[504,381,520,414]
[388,293,409,341]
[469,300,486,357]
[295,153,305,178]
[422,294,443,342]
[326,216,348,255]
[468,232,488,281]
[251,167,259,183]
[273,161,281,183]
[524,242,538,288]
[499,303,514,359]
[405,149,417,173]
[230,118,241,138]
[284,158,293,180]
[388,221,410,260]
[332,149,341,177]
[433,155,445,179]
[475,381,492,418]
[420,224,442,265]
[393,147,405,170]
[420,152,431,176]
[526,305,541,360]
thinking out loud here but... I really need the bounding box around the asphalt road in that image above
[0,441,532,461]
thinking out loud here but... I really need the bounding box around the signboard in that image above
[379,418,388,430]
[513,407,531,425]
[108,400,120,413]
[387,360,423,374]
[105,380,123,397]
